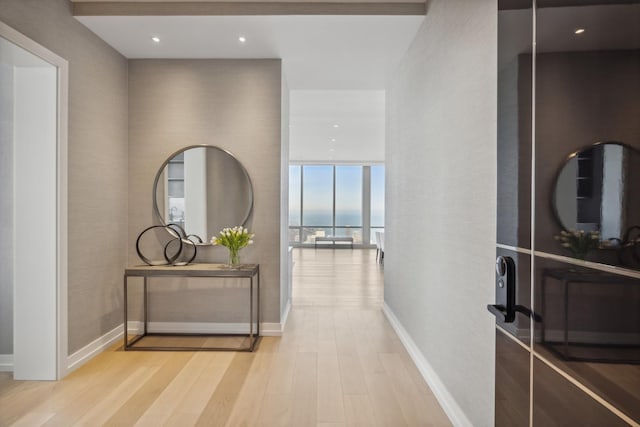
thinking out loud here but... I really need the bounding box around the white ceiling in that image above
[76,15,424,90]
[290,90,385,162]
[76,14,421,162]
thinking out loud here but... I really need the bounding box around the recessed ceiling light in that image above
[333,124,339,128]
[329,148,335,152]
[151,36,160,43]
[574,28,585,35]
[331,138,336,142]
[238,36,247,43]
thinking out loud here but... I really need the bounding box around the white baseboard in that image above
[383,303,473,427]
[127,321,144,335]
[280,299,292,331]
[67,324,123,373]
[0,354,13,372]
[127,320,286,337]
[261,322,284,336]
[148,322,257,334]
[259,299,291,336]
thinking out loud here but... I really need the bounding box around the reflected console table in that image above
[540,267,639,363]
[124,263,259,352]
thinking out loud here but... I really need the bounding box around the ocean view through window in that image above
[288,164,384,246]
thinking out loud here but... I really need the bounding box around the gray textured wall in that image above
[0,0,129,354]
[128,59,283,323]
[385,0,497,425]
[0,62,14,355]
[280,77,291,317]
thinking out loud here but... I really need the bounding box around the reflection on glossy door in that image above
[496,0,640,425]
[533,2,640,424]
[496,329,530,427]
[495,0,534,424]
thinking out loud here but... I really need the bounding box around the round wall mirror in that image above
[553,142,640,241]
[153,145,253,243]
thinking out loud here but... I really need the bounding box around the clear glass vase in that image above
[228,248,240,267]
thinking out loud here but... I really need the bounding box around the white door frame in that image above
[0,21,68,380]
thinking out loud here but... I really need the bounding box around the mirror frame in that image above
[151,144,254,243]
[551,140,635,233]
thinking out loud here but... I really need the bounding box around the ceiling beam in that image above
[72,1,427,16]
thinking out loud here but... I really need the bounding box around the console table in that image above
[123,263,259,352]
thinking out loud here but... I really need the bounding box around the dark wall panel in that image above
[533,357,630,426]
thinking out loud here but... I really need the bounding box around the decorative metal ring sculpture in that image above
[136,223,200,266]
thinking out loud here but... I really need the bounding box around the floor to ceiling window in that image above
[289,164,384,246]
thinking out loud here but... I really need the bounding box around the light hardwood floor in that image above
[0,249,451,427]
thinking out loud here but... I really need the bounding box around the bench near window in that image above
[314,236,354,249]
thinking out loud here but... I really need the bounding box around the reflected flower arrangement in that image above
[554,229,601,260]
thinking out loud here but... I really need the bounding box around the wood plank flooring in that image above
[0,249,451,427]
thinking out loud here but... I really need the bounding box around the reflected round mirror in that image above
[553,142,640,241]
[153,145,253,243]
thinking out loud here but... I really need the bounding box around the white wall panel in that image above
[13,66,57,380]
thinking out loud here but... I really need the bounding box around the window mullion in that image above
[332,165,336,237]
[363,165,371,245]
[300,166,304,243]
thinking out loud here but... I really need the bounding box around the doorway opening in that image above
[286,90,385,309]
[0,22,68,380]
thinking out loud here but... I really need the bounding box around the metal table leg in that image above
[563,279,569,358]
[540,274,546,343]
[123,274,128,349]
[143,276,148,335]
[250,273,254,350]
[257,267,260,338]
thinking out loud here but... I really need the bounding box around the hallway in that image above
[0,249,450,426]
[292,248,384,308]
